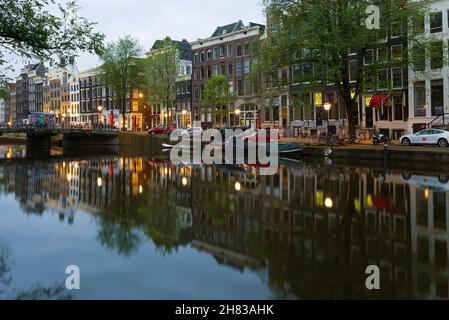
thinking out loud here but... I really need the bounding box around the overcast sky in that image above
[75,0,265,70]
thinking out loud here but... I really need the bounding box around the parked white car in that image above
[401,173,449,191]
[400,129,449,147]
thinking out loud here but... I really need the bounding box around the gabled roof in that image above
[150,38,193,61]
[211,20,245,37]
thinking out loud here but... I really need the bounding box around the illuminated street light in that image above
[182,109,187,115]
[234,109,241,116]
[139,92,144,99]
[97,105,103,112]
[97,177,102,187]
[323,103,332,133]
[235,182,242,192]
[182,177,188,186]
[139,185,143,194]
[324,197,333,209]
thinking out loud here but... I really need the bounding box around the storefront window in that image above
[431,80,444,116]
[414,81,426,117]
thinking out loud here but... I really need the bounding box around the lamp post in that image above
[234,108,241,126]
[323,102,332,133]
[97,105,103,128]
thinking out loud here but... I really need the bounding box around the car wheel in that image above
[438,139,448,148]
[401,172,412,181]
[401,138,411,146]
[439,175,449,184]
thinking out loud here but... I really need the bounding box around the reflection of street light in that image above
[324,197,333,209]
[182,177,188,186]
[235,182,242,192]
[323,102,332,133]
[97,177,102,187]
[139,185,143,194]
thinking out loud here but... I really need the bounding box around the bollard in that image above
[383,142,390,159]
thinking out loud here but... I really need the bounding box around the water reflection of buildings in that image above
[0,158,448,299]
[187,164,449,299]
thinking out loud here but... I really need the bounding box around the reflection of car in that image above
[148,124,176,135]
[400,129,449,147]
[401,173,449,191]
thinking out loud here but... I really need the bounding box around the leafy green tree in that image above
[256,0,433,142]
[99,36,145,130]
[202,75,237,128]
[0,0,104,86]
[145,37,180,125]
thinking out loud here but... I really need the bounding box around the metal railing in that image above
[0,123,120,133]
[427,115,445,128]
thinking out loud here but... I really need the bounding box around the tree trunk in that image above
[344,97,357,144]
[122,96,127,131]
[212,104,216,129]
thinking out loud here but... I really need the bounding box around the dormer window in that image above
[223,30,227,35]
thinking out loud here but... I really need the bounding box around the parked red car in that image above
[148,124,176,135]
[242,130,280,143]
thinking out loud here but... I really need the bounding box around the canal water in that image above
[0,144,448,299]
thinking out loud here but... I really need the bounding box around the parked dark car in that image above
[148,124,176,135]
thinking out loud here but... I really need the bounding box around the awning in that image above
[369,93,391,108]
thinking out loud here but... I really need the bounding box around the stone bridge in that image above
[0,127,119,149]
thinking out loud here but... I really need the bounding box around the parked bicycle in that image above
[319,132,343,146]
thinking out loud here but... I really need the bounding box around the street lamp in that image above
[323,102,332,133]
[97,105,103,112]
[139,92,144,99]
[324,197,333,209]
[234,108,241,126]
[235,182,242,192]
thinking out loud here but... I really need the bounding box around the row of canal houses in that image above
[1,0,449,137]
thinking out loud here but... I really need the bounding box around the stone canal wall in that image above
[303,145,449,171]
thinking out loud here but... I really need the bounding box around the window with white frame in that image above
[391,68,403,89]
[364,49,375,64]
[430,12,443,33]
[377,69,388,90]
[349,60,358,82]
[391,45,403,61]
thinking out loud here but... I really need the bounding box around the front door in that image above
[281,107,288,128]
[365,107,373,128]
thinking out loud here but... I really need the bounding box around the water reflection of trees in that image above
[0,240,72,300]
[96,161,188,256]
